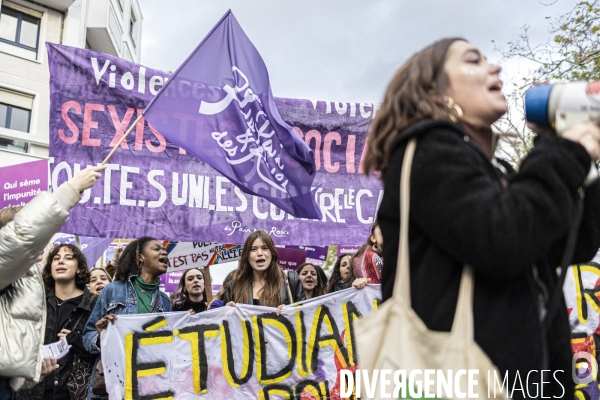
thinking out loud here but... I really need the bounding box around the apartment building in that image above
[0,0,143,167]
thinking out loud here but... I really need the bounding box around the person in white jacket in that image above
[0,165,105,400]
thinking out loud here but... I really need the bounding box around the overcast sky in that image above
[139,0,577,105]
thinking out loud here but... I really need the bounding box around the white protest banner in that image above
[101,286,380,399]
[167,242,243,273]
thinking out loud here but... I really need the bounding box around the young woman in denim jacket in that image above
[81,236,172,398]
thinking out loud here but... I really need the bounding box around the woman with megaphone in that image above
[364,38,600,399]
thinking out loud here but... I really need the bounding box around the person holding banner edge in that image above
[366,38,600,398]
[223,231,303,311]
[351,220,384,284]
[325,254,369,293]
[82,236,172,398]
[0,165,105,400]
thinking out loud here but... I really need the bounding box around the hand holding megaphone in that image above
[561,122,600,160]
[525,82,600,159]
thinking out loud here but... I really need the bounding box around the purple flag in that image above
[143,11,320,219]
[53,234,114,267]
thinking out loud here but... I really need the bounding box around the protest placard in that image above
[0,159,48,209]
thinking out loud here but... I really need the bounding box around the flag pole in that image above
[101,114,143,165]
[204,266,213,305]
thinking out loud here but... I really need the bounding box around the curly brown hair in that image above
[43,244,90,291]
[364,38,464,178]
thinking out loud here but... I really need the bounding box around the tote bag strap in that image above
[392,138,418,304]
[392,137,475,341]
[450,264,475,341]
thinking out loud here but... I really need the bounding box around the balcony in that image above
[85,0,122,57]
[37,0,76,12]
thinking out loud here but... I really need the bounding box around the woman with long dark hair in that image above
[296,263,326,300]
[223,231,302,307]
[81,237,171,398]
[16,244,95,400]
[171,268,208,314]
[367,38,600,398]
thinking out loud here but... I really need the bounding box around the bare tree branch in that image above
[493,1,600,167]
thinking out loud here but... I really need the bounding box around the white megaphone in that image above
[524,81,600,134]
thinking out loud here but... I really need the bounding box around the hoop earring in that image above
[372,244,381,253]
[137,259,143,272]
[444,96,463,123]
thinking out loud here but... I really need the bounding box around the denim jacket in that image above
[82,275,172,354]
[82,276,171,399]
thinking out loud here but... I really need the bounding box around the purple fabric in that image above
[0,159,48,209]
[338,245,362,257]
[164,270,184,292]
[285,245,328,261]
[144,11,319,219]
[46,43,381,246]
[52,235,114,267]
[208,299,224,309]
[276,247,306,271]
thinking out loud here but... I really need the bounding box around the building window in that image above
[0,102,30,153]
[129,9,136,46]
[0,6,40,51]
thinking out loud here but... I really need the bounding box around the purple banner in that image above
[0,159,48,209]
[338,245,362,257]
[276,247,306,271]
[47,43,381,245]
[164,270,184,293]
[286,245,328,261]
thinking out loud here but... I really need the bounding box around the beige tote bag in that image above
[354,138,511,400]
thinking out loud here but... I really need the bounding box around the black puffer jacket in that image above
[378,120,600,399]
[17,288,97,400]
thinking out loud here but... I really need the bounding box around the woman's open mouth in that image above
[488,81,504,97]
[159,256,170,267]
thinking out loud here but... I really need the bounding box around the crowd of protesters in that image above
[0,167,382,400]
[5,36,600,400]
